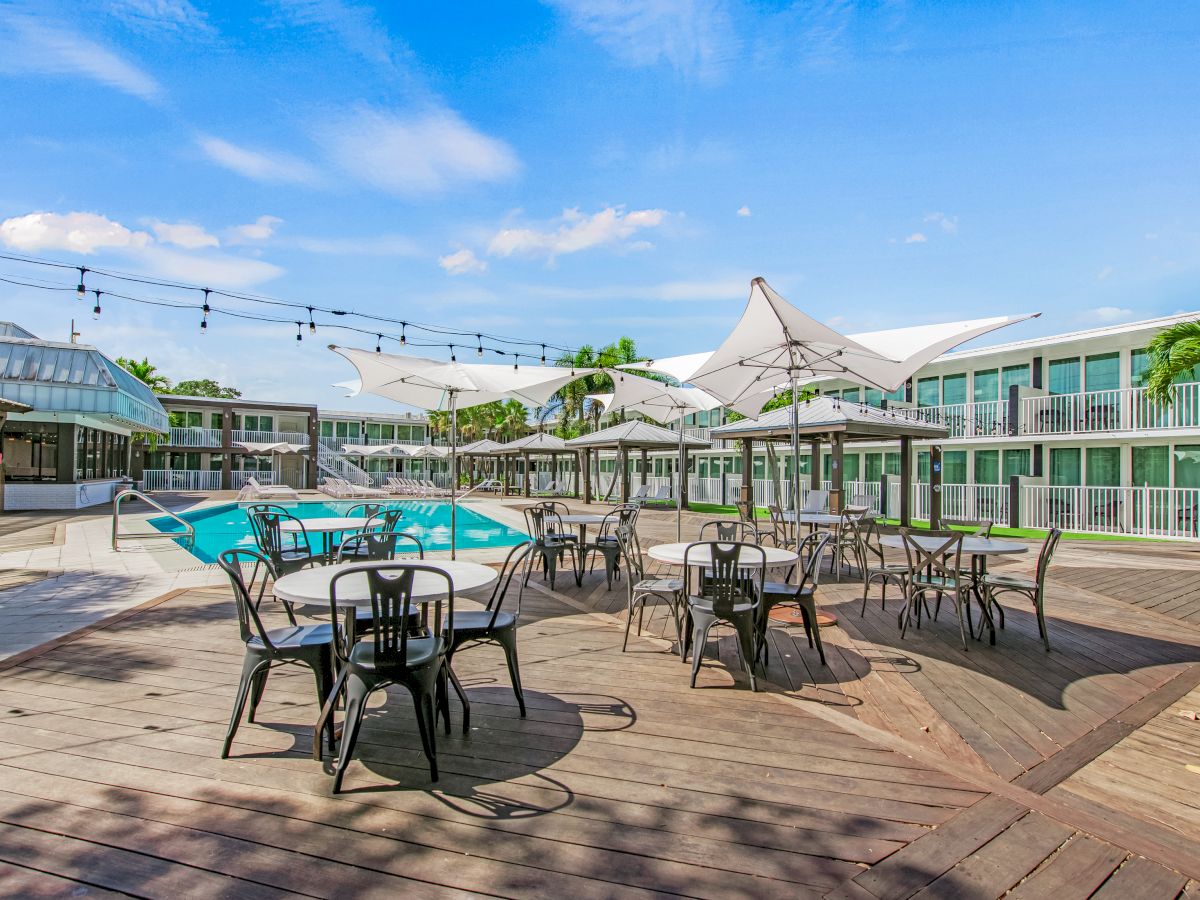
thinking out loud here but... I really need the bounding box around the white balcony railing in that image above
[142,469,222,492]
[1020,382,1200,436]
[231,430,310,446]
[908,400,1010,439]
[166,427,222,447]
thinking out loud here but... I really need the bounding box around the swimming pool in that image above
[150,500,528,563]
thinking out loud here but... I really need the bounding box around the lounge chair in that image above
[640,486,675,508]
[240,476,300,501]
[627,485,651,504]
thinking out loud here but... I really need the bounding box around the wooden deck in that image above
[0,502,1197,897]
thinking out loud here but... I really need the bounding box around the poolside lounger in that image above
[243,476,300,501]
[640,486,675,508]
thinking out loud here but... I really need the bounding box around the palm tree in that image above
[1144,321,1200,404]
[116,357,171,393]
[500,399,528,439]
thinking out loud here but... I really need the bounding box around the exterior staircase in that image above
[316,443,372,487]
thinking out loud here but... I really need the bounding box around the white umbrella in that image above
[330,346,595,557]
[605,370,724,539]
[686,278,1039,519]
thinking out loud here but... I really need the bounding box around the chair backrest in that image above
[249,510,311,565]
[1035,528,1064,593]
[898,528,964,582]
[348,502,386,519]
[654,486,672,500]
[537,500,571,518]
[853,516,898,565]
[330,563,452,665]
[956,519,994,538]
[523,505,562,544]
[336,529,409,562]
[802,490,829,513]
[796,530,833,594]
[684,541,765,619]
[767,505,793,546]
[850,493,874,510]
[598,504,638,539]
[614,522,646,588]
[482,541,536,627]
[246,502,289,518]
[630,485,650,500]
[735,499,754,524]
[368,507,404,531]
[218,548,275,648]
[699,519,757,542]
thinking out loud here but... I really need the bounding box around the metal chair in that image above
[699,520,760,543]
[683,541,766,691]
[854,517,909,616]
[829,505,871,580]
[248,510,320,576]
[898,529,978,651]
[767,504,794,549]
[323,563,454,789]
[616,524,685,655]
[216,549,334,759]
[982,529,1063,651]
[585,504,638,589]
[735,500,774,544]
[443,542,535,732]
[347,502,387,519]
[335,530,423,562]
[523,505,581,590]
[757,531,831,668]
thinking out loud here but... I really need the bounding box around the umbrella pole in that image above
[677,414,684,541]
[791,372,802,524]
[450,392,458,560]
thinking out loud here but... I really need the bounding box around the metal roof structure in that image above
[565,419,711,450]
[710,396,948,443]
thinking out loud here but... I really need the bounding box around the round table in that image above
[648,542,798,567]
[280,517,371,559]
[785,511,844,527]
[273,559,499,611]
[555,513,610,543]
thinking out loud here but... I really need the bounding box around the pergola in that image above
[455,438,502,485]
[565,419,710,505]
[491,432,576,498]
[710,396,948,525]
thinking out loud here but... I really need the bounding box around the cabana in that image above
[710,396,948,525]
[565,419,710,506]
[492,432,576,497]
[456,438,502,486]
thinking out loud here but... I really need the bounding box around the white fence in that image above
[142,469,222,491]
[1019,484,1200,538]
[908,400,1009,438]
[167,427,222,447]
[1020,382,1200,436]
[232,429,310,445]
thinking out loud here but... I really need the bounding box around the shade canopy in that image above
[565,419,710,450]
[406,443,449,459]
[330,346,596,412]
[457,438,503,455]
[234,440,309,454]
[493,432,569,455]
[341,443,402,456]
[710,396,948,443]
[605,370,723,423]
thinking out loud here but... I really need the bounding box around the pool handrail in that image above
[112,488,196,552]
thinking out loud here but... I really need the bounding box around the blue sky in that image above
[0,1,1197,409]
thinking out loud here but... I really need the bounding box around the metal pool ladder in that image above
[112,488,196,552]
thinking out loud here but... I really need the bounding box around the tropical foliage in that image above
[172,378,242,399]
[115,357,171,393]
[551,337,653,437]
[426,399,531,443]
[1143,320,1200,404]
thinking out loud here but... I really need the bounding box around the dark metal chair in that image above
[443,541,535,732]
[535,500,579,544]
[735,500,774,544]
[699,520,760,543]
[347,502,387,519]
[855,517,909,616]
[523,505,580,590]
[899,529,977,651]
[248,510,320,576]
[616,523,685,654]
[216,549,334,759]
[758,531,831,667]
[683,541,766,691]
[335,529,423,562]
[982,529,1063,651]
[324,563,454,789]
[584,504,638,589]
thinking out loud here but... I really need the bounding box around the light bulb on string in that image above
[449,344,456,363]
[295,322,303,344]
[375,334,382,353]
[200,288,210,336]
[513,353,519,371]
[400,322,406,346]
[91,290,102,319]
[307,308,316,335]
[476,334,483,357]
[540,344,546,365]
[76,267,87,300]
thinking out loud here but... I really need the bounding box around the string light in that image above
[295,322,303,344]
[76,267,87,300]
[91,290,102,320]
[400,322,406,345]
[375,334,382,353]
[200,288,210,335]
[476,334,483,357]
[513,353,519,371]
[540,344,546,365]
[307,307,316,335]
[449,344,456,362]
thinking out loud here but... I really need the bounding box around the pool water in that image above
[150,500,528,563]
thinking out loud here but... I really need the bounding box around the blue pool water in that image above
[150,500,528,563]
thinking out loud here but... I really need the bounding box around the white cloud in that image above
[230,215,283,242]
[544,0,739,80]
[0,13,163,101]
[268,0,410,78]
[488,207,669,260]
[136,246,283,288]
[198,136,321,185]
[293,234,420,256]
[924,211,958,234]
[108,0,215,37]
[1084,306,1134,324]
[149,220,219,249]
[317,107,519,195]
[1096,265,1114,281]
[736,205,751,217]
[438,249,487,275]
[904,232,927,244]
[0,211,152,254]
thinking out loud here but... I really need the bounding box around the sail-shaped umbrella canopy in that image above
[331,346,597,556]
[605,370,725,538]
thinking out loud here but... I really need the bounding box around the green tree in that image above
[1143,321,1200,404]
[553,336,654,432]
[499,399,529,439]
[172,378,242,399]
[115,357,171,393]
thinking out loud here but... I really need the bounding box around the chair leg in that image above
[1034,592,1051,651]
[689,620,715,688]
[312,648,335,754]
[247,666,270,723]
[222,654,265,759]
[733,617,759,691]
[445,664,471,733]
[411,688,439,782]
[798,599,826,666]
[954,591,970,652]
[332,676,370,793]
[313,667,347,761]
[496,629,526,717]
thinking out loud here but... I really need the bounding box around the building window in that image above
[1085,447,1120,486]
[942,373,967,407]
[1085,352,1120,392]
[1001,364,1030,394]
[974,449,1000,484]
[1049,447,1081,485]
[917,377,940,408]
[917,451,930,483]
[886,385,907,403]
[239,414,273,432]
[942,450,967,484]
[210,412,223,430]
[864,452,883,482]
[864,388,883,407]
[1132,446,1169,486]
[885,452,900,476]
[1173,445,1200,490]
[2,423,58,482]
[973,369,999,403]
[1048,357,1081,395]
[842,387,860,404]
[1003,449,1030,480]
[319,421,333,437]
[843,454,860,483]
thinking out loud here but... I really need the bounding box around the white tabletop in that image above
[648,542,799,567]
[273,560,498,609]
[786,512,845,526]
[556,514,609,525]
[280,517,371,534]
[879,534,1028,556]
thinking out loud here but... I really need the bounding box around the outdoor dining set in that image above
[216,496,1062,791]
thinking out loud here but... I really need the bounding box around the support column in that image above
[900,436,912,526]
[681,446,690,511]
[522,453,530,497]
[930,443,943,529]
[640,448,648,489]
[620,447,630,503]
[221,409,233,490]
[830,432,845,514]
[306,414,318,490]
[810,438,821,492]
[739,438,753,506]
[501,455,509,496]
